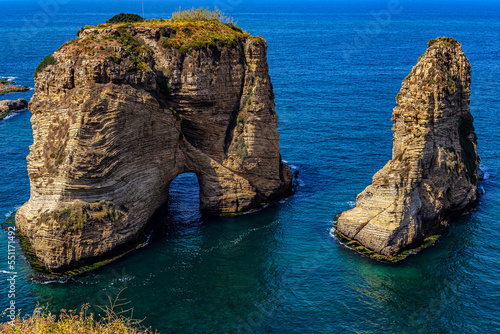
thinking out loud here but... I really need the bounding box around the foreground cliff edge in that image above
[336,37,479,262]
[16,18,292,274]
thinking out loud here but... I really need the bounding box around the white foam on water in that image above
[479,185,486,195]
[479,166,489,180]
[0,270,15,274]
[37,278,69,284]
[4,205,21,218]
[329,226,336,238]
[347,200,356,208]
[1,113,17,121]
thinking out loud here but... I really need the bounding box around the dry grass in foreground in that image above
[0,290,157,333]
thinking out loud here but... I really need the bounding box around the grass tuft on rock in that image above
[427,37,458,48]
[170,6,235,23]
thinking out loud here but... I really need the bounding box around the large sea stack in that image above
[337,37,479,260]
[16,20,292,272]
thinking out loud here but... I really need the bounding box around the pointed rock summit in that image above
[337,37,479,260]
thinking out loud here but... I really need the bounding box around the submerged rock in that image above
[337,37,479,260]
[16,20,292,272]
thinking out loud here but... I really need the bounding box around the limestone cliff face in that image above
[337,38,479,258]
[16,20,292,271]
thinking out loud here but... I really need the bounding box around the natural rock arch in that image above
[16,21,292,272]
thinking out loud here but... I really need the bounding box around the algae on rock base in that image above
[333,215,447,263]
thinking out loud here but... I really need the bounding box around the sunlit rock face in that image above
[337,37,479,258]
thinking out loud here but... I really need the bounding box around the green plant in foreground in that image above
[0,289,158,333]
[106,13,144,24]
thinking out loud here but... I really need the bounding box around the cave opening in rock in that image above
[146,172,204,243]
[167,172,203,222]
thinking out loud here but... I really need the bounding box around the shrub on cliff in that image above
[106,13,144,24]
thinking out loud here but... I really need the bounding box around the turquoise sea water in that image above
[1,0,500,332]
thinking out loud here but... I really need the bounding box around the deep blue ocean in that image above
[1,0,500,332]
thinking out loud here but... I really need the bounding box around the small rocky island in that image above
[336,37,479,261]
[0,98,28,120]
[0,77,29,95]
[16,18,292,274]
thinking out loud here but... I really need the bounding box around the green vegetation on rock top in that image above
[157,20,250,53]
[427,37,458,48]
[77,7,256,55]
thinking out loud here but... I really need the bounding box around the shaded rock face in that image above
[337,38,479,258]
[16,22,292,270]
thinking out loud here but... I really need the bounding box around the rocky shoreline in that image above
[0,77,29,95]
[333,215,447,263]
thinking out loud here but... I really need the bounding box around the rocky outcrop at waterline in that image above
[0,98,28,119]
[16,19,292,272]
[336,37,479,261]
[0,77,29,95]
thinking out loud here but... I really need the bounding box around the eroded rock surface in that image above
[337,37,479,259]
[16,20,292,271]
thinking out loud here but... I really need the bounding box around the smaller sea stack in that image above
[336,37,479,261]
